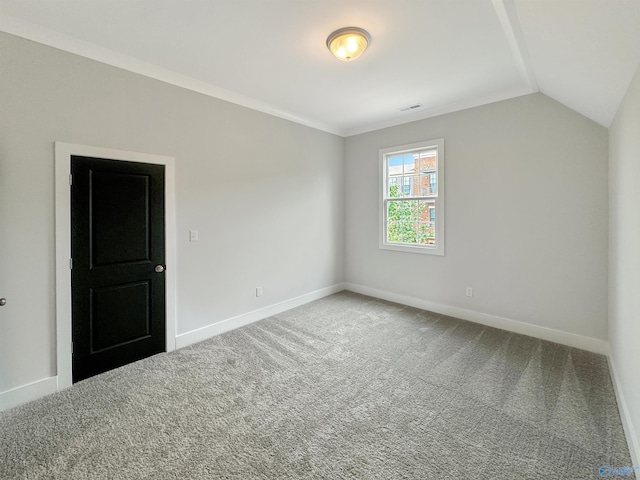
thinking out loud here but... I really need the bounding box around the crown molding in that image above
[0,15,345,137]
[344,85,535,137]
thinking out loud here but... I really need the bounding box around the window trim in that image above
[379,138,445,255]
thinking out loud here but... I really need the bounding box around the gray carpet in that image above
[0,292,633,479]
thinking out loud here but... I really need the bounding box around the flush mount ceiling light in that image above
[326,27,371,61]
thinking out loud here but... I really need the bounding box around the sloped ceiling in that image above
[1,0,639,136]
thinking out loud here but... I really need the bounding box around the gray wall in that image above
[609,64,640,464]
[344,93,609,340]
[0,33,345,393]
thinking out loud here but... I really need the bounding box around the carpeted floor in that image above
[0,292,633,479]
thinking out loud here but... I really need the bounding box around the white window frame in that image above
[379,138,445,255]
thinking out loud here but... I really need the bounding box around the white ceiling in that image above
[1,0,639,136]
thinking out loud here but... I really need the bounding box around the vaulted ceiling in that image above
[1,0,639,136]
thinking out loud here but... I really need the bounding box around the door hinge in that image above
[71,342,73,353]
[69,258,73,270]
[69,174,73,186]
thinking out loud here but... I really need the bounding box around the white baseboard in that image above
[608,356,640,467]
[0,376,58,412]
[0,284,345,412]
[1,283,611,416]
[175,283,345,349]
[344,283,609,355]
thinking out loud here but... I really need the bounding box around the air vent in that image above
[400,104,422,112]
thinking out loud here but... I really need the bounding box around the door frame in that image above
[54,142,177,390]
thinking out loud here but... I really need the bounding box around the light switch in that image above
[189,230,199,242]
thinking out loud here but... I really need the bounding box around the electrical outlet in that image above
[466,287,473,298]
[256,286,263,297]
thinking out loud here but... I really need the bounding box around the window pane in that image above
[409,200,420,223]
[428,207,436,244]
[402,175,420,196]
[418,222,430,245]
[388,155,403,168]
[388,177,401,198]
[403,154,416,175]
[419,153,436,173]
[418,199,432,221]
[388,155,403,177]
[417,175,429,196]
[387,155,403,198]
[387,220,402,243]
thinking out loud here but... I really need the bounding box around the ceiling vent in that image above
[400,104,422,112]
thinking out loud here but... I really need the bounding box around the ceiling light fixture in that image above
[326,27,371,62]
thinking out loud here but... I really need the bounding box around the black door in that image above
[71,156,166,382]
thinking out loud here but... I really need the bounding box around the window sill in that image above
[379,242,444,256]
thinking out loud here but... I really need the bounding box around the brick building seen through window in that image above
[386,152,437,245]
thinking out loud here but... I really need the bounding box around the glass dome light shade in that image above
[326,27,371,61]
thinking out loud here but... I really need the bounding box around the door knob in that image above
[154,265,165,273]
[0,298,6,306]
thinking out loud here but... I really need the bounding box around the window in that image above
[379,139,444,255]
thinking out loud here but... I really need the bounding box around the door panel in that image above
[90,281,151,352]
[71,156,165,382]
[91,171,150,266]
